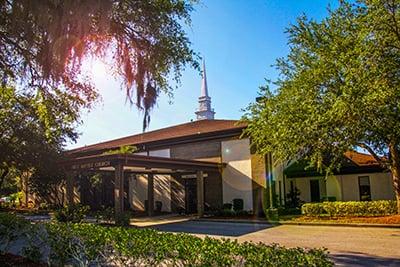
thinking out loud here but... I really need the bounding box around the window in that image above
[358,176,371,201]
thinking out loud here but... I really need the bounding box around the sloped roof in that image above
[344,151,380,166]
[285,150,384,178]
[68,119,246,155]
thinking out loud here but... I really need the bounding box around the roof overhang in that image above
[60,153,224,173]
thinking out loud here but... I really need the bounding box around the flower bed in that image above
[301,200,397,217]
[0,212,333,266]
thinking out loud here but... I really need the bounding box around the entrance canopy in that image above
[61,153,223,173]
[60,153,224,216]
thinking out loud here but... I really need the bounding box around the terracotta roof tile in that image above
[68,119,246,155]
[344,151,380,166]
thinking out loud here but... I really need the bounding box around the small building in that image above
[280,151,395,204]
[61,62,395,216]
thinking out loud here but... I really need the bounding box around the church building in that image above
[62,61,395,216]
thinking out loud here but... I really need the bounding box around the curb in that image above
[194,218,400,229]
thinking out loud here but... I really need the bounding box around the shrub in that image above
[0,212,30,253]
[53,204,89,223]
[232,198,244,211]
[0,212,333,266]
[277,207,301,216]
[223,203,233,210]
[22,244,42,263]
[320,196,336,202]
[94,206,115,223]
[114,212,131,226]
[286,187,303,208]
[301,203,326,216]
[265,208,279,221]
[301,200,397,217]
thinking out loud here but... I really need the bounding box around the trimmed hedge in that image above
[0,212,333,266]
[302,200,397,217]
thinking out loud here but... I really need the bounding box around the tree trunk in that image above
[0,168,10,191]
[389,142,400,214]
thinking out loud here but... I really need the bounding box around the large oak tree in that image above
[0,0,198,130]
[243,0,400,212]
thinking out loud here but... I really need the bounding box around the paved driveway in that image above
[151,221,400,267]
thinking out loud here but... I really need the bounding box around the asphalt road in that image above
[151,220,400,267]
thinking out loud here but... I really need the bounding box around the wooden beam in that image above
[196,171,204,217]
[66,172,75,205]
[114,164,124,214]
[147,173,154,216]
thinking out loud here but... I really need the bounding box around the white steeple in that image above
[195,59,215,120]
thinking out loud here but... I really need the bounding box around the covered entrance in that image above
[61,153,223,217]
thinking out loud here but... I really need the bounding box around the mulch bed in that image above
[291,215,400,224]
[0,253,45,267]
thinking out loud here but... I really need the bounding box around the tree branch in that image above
[358,143,388,166]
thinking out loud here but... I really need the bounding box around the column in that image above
[66,172,75,205]
[114,164,124,214]
[147,173,154,216]
[196,171,204,217]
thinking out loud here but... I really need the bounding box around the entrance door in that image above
[310,180,320,202]
[185,179,197,214]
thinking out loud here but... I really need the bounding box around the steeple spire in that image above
[195,59,215,120]
[200,59,209,97]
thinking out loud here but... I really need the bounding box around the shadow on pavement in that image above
[149,220,274,237]
[331,252,400,267]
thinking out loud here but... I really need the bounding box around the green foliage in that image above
[44,222,332,266]
[242,0,400,212]
[233,198,244,211]
[223,203,233,210]
[0,212,333,266]
[285,187,303,208]
[302,200,397,217]
[277,207,302,216]
[104,145,138,155]
[0,212,30,254]
[0,85,79,204]
[265,208,279,221]
[54,204,89,223]
[114,212,131,226]
[320,196,337,202]
[0,0,198,130]
[94,206,115,223]
[302,203,326,217]
[21,244,42,263]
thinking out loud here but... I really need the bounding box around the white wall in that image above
[154,175,171,212]
[129,174,172,212]
[337,172,395,201]
[131,174,147,211]
[287,172,395,203]
[221,138,253,211]
[149,149,170,158]
[289,177,326,203]
[326,175,342,200]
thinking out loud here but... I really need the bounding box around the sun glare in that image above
[81,57,109,79]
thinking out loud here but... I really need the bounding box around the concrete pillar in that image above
[196,171,204,217]
[147,173,154,216]
[114,164,124,214]
[66,173,75,205]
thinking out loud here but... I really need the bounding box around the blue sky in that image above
[68,0,339,149]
